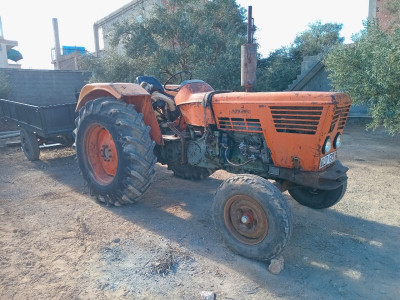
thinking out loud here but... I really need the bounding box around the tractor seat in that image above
[136,76,165,94]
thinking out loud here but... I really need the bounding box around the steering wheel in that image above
[164,70,192,92]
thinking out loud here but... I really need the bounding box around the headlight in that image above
[323,137,332,154]
[333,133,341,149]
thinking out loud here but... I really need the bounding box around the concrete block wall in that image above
[299,68,332,91]
[287,55,369,118]
[0,68,91,106]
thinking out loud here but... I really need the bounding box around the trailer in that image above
[0,99,76,160]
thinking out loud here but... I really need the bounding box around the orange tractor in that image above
[74,70,351,261]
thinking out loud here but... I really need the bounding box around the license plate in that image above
[319,151,337,169]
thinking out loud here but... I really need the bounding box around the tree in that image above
[79,52,138,83]
[291,21,344,60]
[325,21,400,134]
[256,21,344,91]
[256,47,299,91]
[82,0,247,90]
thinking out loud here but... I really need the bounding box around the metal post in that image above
[0,16,4,39]
[52,18,61,70]
[247,6,253,44]
[241,6,257,92]
[93,23,100,57]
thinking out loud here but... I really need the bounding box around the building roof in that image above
[95,1,144,27]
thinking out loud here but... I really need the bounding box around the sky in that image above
[0,0,369,70]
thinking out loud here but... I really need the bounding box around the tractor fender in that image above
[76,83,163,145]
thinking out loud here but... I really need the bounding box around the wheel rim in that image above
[223,195,269,245]
[84,124,118,185]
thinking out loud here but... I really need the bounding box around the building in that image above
[286,54,369,117]
[51,46,86,71]
[93,0,164,56]
[51,18,86,71]
[287,0,399,118]
[369,0,399,31]
[0,16,22,69]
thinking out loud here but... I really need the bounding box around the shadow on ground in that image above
[32,149,400,299]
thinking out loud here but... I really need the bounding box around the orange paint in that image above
[175,90,351,171]
[76,83,163,145]
[77,82,352,172]
[85,124,117,185]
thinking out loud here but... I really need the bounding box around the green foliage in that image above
[257,21,344,92]
[325,21,400,134]
[84,0,247,90]
[291,21,344,60]
[255,48,300,91]
[0,71,10,99]
[79,52,138,83]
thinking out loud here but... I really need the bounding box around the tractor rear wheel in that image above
[75,97,156,206]
[213,174,293,261]
[168,162,213,180]
[20,128,40,161]
[288,180,347,209]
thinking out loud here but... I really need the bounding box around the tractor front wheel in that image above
[288,180,347,209]
[75,98,156,206]
[213,174,293,261]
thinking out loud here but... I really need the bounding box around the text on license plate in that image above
[319,151,337,169]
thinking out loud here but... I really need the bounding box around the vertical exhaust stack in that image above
[241,6,257,92]
[52,18,62,70]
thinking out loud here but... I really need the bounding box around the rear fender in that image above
[76,83,163,145]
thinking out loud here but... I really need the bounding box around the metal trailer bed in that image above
[0,98,77,160]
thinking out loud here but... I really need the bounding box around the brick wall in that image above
[371,0,399,31]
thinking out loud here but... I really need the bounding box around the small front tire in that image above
[213,174,293,261]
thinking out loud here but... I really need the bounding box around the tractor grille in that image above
[218,117,262,132]
[329,105,351,132]
[270,106,323,135]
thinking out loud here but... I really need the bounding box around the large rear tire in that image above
[213,174,293,261]
[288,180,347,209]
[20,128,40,161]
[75,98,156,206]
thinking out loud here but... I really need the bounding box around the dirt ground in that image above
[0,122,399,300]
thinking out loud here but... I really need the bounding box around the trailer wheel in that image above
[168,162,213,180]
[213,174,292,261]
[75,98,156,206]
[288,180,347,209]
[20,128,40,161]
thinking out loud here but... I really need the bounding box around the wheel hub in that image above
[101,145,112,161]
[224,195,269,245]
[240,213,253,224]
[84,124,118,184]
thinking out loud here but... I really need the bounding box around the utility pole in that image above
[241,6,257,92]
